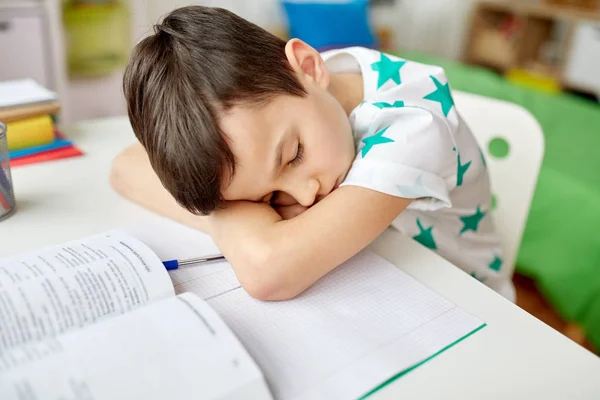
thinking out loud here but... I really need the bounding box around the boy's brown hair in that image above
[123,6,305,215]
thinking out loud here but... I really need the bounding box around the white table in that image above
[1,117,599,399]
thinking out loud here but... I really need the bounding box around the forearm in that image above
[109,145,307,300]
[109,144,211,233]
[263,188,409,298]
[208,202,284,299]
[210,188,410,301]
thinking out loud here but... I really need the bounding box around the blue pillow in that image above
[281,0,377,51]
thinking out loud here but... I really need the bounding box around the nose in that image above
[287,178,320,207]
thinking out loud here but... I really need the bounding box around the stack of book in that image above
[0,79,83,167]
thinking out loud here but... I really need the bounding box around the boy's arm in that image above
[209,187,411,301]
[110,145,410,301]
[109,144,211,232]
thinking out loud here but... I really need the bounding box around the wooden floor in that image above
[513,273,596,353]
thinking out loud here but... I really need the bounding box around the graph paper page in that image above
[124,217,485,400]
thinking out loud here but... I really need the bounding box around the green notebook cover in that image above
[359,323,487,399]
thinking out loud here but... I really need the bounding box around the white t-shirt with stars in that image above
[322,47,514,301]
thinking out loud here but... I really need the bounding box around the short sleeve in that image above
[341,106,457,211]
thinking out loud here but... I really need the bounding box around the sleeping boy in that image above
[110,6,513,301]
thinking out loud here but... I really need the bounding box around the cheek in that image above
[305,93,356,170]
[311,128,354,172]
[327,114,356,165]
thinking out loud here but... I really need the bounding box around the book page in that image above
[0,232,174,352]
[0,293,272,400]
[122,219,236,299]
[126,218,485,400]
[0,79,58,109]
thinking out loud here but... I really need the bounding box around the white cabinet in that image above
[0,2,52,88]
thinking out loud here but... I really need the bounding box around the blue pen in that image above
[162,253,226,270]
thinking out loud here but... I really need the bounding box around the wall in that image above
[52,0,480,123]
[391,0,481,60]
[143,0,480,60]
[45,0,132,123]
[143,0,284,33]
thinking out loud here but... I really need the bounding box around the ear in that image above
[284,39,329,89]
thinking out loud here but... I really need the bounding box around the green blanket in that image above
[394,51,600,349]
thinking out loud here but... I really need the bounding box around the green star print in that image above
[459,206,486,235]
[457,153,471,186]
[423,75,455,117]
[361,126,394,158]
[371,53,406,89]
[372,100,405,109]
[489,255,503,271]
[413,218,437,250]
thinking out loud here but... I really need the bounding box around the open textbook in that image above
[0,221,485,400]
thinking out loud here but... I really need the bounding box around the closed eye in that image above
[288,142,304,167]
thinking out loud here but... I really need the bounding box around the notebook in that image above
[6,114,54,150]
[0,100,61,123]
[9,145,84,167]
[0,79,58,109]
[0,216,485,399]
[124,217,486,400]
[8,129,84,167]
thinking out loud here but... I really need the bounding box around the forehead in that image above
[220,102,278,152]
[218,98,289,200]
